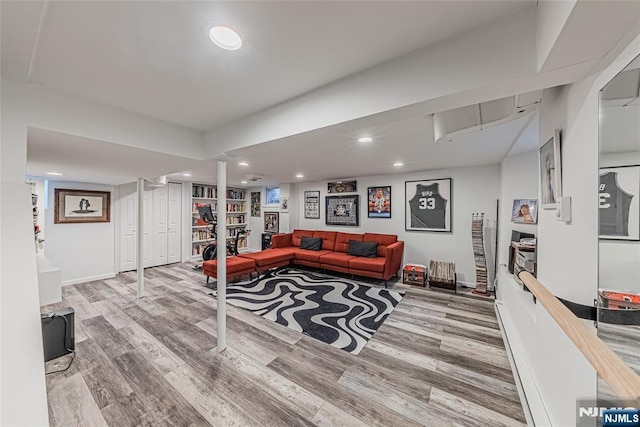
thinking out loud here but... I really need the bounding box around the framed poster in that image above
[251,191,261,217]
[368,186,391,218]
[599,165,640,240]
[511,199,538,224]
[328,181,357,193]
[326,195,359,226]
[304,191,320,219]
[54,189,111,224]
[540,129,562,209]
[405,179,451,232]
[264,212,279,233]
[280,197,289,212]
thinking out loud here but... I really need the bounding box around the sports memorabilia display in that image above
[368,186,391,218]
[304,191,320,219]
[328,181,357,193]
[599,166,639,240]
[326,195,359,226]
[250,192,261,217]
[405,179,451,232]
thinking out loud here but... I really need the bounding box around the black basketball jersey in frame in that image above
[408,183,447,229]
[599,171,633,237]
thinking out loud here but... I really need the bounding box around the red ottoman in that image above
[203,257,256,283]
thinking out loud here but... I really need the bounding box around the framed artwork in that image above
[54,189,111,224]
[599,165,640,240]
[280,197,289,212]
[540,129,562,209]
[251,191,261,217]
[328,181,357,193]
[326,195,359,226]
[405,178,451,232]
[304,191,320,219]
[264,212,279,233]
[511,199,538,224]
[367,186,391,218]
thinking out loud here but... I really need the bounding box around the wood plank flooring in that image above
[42,263,525,426]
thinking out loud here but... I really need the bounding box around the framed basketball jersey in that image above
[405,178,452,232]
[599,166,639,240]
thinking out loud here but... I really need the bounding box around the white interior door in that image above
[167,183,182,264]
[153,185,168,266]
[119,183,137,272]
[143,188,153,267]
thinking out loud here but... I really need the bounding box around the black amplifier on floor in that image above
[41,307,75,362]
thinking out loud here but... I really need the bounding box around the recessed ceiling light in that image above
[241,180,248,184]
[358,137,372,143]
[238,161,249,166]
[182,173,192,177]
[296,173,304,178]
[46,172,64,176]
[393,162,404,167]
[209,26,242,51]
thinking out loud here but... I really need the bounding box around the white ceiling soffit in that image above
[433,91,542,143]
[601,63,640,107]
[26,128,204,185]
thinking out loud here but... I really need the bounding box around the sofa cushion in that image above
[335,232,364,253]
[293,248,332,263]
[347,240,378,258]
[364,232,398,257]
[203,257,255,276]
[300,236,323,251]
[313,231,337,251]
[238,248,295,267]
[349,256,386,273]
[319,252,357,268]
[292,229,315,247]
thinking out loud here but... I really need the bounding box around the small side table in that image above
[403,264,427,287]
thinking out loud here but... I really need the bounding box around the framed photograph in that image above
[264,212,279,233]
[250,191,261,217]
[405,178,451,232]
[304,191,320,219]
[511,199,538,224]
[599,165,640,240]
[368,186,391,218]
[328,180,357,193]
[326,195,359,226]
[280,197,289,212]
[54,189,111,224]
[540,129,562,209]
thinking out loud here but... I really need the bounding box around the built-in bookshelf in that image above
[191,183,248,257]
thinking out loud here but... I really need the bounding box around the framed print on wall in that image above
[304,191,320,219]
[251,191,261,217]
[599,165,640,240]
[405,179,451,232]
[327,181,357,193]
[264,212,279,233]
[280,197,289,212]
[367,186,391,218]
[326,195,359,226]
[54,189,111,224]
[511,199,538,224]
[540,129,562,209]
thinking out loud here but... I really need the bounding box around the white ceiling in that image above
[1,0,533,131]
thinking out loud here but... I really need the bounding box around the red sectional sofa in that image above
[205,229,404,286]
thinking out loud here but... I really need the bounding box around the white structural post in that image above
[137,178,145,298]
[217,160,227,352]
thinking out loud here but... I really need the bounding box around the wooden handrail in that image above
[519,272,640,406]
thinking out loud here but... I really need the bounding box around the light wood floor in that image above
[42,263,526,426]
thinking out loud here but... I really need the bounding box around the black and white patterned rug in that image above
[210,268,403,355]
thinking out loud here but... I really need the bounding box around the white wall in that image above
[45,181,116,285]
[294,165,500,287]
[497,34,640,427]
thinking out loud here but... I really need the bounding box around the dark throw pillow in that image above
[347,240,378,258]
[300,236,323,251]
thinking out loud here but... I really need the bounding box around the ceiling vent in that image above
[144,175,167,188]
[245,174,263,182]
[433,91,542,143]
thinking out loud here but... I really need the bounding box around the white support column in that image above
[217,160,227,352]
[137,178,145,298]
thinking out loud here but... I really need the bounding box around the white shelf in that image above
[192,197,216,200]
[226,211,247,215]
[192,239,211,244]
[225,223,247,227]
[227,199,246,203]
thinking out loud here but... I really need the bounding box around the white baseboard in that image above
[495,301,550,427]
[62,273,116,287]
